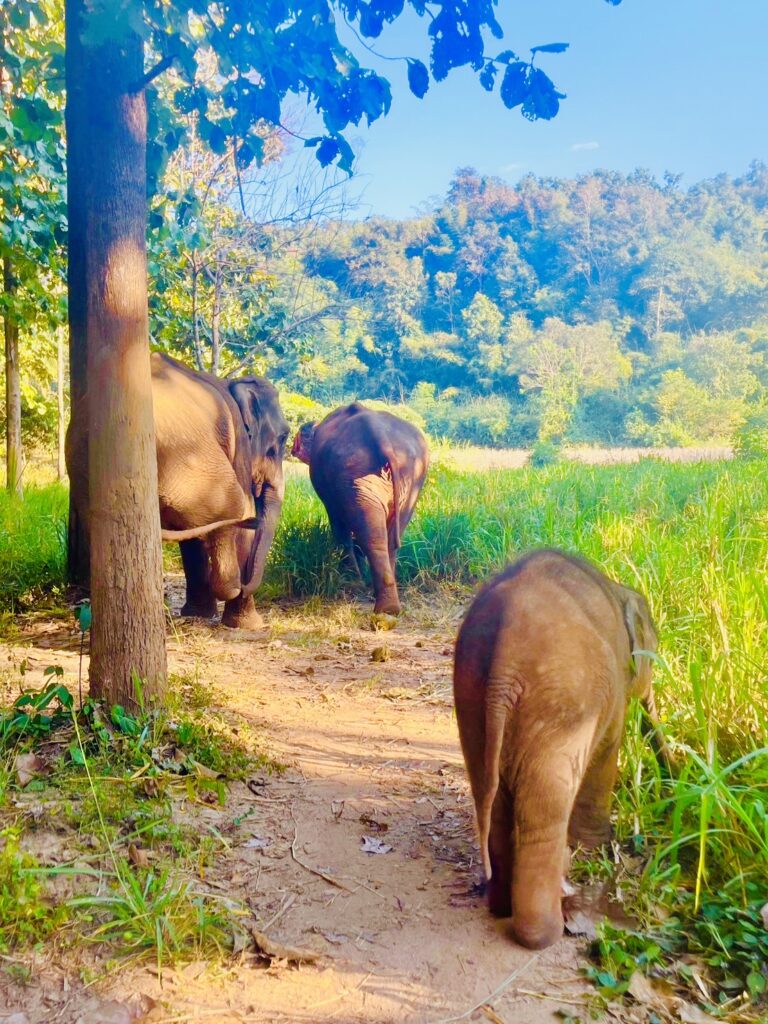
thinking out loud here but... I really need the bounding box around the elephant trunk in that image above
[242,474,284,597]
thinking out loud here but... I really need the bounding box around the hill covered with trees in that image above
[253,163,768,447]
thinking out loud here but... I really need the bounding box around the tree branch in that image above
[131,55,175,93]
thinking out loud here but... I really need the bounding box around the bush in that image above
[529,439,561,467]
[734,407,768,459]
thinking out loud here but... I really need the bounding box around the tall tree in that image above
[66,0,622,706]
[0,0,66,497]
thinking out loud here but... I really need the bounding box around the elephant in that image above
[453,549,671,950]
[292,403,429,615]
[66,352,289,629]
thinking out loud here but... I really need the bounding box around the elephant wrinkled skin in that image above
[66,352,288,629]
[453,549,670,950]
[292,403,429,615]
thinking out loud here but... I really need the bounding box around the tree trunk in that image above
[65,0,89,583]
[3,257,23,498]
[67,1,167,706]
[191,256,204,371]
[56,329,66,480]
[211,263,221,374]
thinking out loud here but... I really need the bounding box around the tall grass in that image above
[0,483,68,610]
[3,461,766,1009]
[271,458,768,979]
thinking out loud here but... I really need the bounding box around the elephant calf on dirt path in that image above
[454,549,671,950]
[67,352,289,630]
[292,403,429,615]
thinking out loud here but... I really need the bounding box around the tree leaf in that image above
[407,59,429,98]
[499,61,529,109]
[531,42,570,55]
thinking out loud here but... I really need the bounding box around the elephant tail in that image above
[641,686,677,776]
[478,659,525,880]
[161,516,259,542]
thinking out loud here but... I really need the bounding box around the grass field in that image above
[1,458,766,1014]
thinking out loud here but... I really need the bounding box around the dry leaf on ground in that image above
[250,928,322,964]
[14,752,44,787]
[361,835,392,854]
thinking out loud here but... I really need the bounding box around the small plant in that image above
[0,829,65,951]
[529,438,561,468]
[0,673,72,747]
[70,860,237,970]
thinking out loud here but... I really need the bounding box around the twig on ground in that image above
[258,892,296,932]
[429,953,541,1023]
[289,804,354,891]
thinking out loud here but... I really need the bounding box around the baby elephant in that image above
[454,549,668,950]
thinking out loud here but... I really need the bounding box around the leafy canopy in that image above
[81,0,622,179]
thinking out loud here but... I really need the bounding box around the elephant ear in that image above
[621,588,657,693]
[228,380,263,444]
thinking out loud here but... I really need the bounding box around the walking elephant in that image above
[292,403,429,615]
[454,549,671,949]
[66,352,289,629]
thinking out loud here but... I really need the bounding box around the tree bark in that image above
[67,1,167,706]
[65,0,89,582]
[3,257,23,498]
[56,329,66,480]
[211,262,221,374]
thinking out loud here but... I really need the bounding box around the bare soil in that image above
[0,584,601,1024]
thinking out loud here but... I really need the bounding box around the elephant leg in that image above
[179,539,218,618]
[487,784,514,918]
[221,593,264,630]
[351,505,400,615]
[568,732,621,849]
[206,528,242,602]
[509,722,597,950]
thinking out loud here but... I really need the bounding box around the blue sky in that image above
[336,0,768,218]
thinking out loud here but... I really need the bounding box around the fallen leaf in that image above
[361,835,392,855]
[189,759,223,780]
[628,971,677,1011]
[331,799,344,821]
[250,928,321,964]
[312,927,347,945]
[127,843,149,869]
[563,908,598,939]
[359,813,388,833]
[14,753,44,788]
[679,1003,718,1024]
[243,836,270,849]
[74,996,146,1024]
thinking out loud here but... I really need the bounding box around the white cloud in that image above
[500,162,523,173]
[571,141,600,152]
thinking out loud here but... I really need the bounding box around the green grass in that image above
[271,457,768,1017]
[0,483,68,610]
[1,459,767,1014]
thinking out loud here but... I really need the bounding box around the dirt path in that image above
[0,589,597,1024]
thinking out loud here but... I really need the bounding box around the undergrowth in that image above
[0,667,274,971]
[0,458,766,1015]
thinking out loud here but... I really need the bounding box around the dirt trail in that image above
[0,588,596,1024]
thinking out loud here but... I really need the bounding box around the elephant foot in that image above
[373,591,402,616]
[568,820,612,850]
[509,911,564,950]
[180,598,218,619]
[221,595,264,631]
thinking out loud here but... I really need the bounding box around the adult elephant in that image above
[67,352,289,629]
[292,403,429,615]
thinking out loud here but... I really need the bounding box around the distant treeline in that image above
[254,164,768,448]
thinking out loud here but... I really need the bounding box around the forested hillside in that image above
[147,158,768,448]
